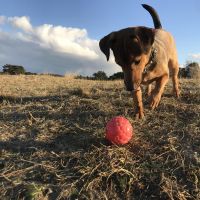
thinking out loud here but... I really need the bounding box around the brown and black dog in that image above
[99,4,180,119]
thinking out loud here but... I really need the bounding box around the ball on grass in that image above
[105,116,133,145]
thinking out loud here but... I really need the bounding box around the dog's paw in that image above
[150,94,161,110]
[135,111,145,120]
[173,89,180,98]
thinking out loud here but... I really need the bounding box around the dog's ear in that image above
[99,32,116,61]
[137,27,155,54]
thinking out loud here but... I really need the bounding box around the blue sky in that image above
[0,0,199,75]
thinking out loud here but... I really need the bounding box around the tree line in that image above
[0,64,36,75]
[179,62,200,79]
[76,71,124,80]
[0,64,124,80]
[0,62,200,80]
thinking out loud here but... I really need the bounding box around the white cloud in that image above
[32,24,98,59]
[189,53,200,59]
[0,16,118,75]
[7,16,99,59]
[0,16,6,24]
[8,16,33,32]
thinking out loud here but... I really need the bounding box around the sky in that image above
[0,0,199,75]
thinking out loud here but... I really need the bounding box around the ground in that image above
[0,75,199,200]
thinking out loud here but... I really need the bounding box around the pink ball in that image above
[106,116,133,145]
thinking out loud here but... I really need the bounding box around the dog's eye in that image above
[134,60,140,65]
[133,55,141,65]
[133,38,139,43]
[134,57,141,65]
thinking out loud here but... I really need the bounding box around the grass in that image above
[0,75,199,200]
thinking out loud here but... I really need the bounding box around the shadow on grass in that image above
[0,133,107,153]
[0,94,108,154]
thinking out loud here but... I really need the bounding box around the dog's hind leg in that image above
[149,74,169,109]
[169,60,180,98]
[146,84,152,96]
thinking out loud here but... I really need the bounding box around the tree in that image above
[109,72,124,80]
[185,62,200,79]
[93,71,108,80]
[178,67,187,78]
[3,64,26,75]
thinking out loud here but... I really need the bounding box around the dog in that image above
[99,4,180,119]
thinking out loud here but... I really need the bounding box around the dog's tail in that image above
[142,4,162,29]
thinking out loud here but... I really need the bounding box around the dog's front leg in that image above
[131,87,144,119]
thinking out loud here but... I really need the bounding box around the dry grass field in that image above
[0,75,199,200]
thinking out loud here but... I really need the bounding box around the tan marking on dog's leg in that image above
[146,84,152,97]
[169,59,180,98]
[150,74,169,110]
[131,87,144,119]
[172,66,180,98]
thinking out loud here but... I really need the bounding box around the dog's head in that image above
[99,27,155,91]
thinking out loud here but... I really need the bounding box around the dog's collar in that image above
[143,47,157,73]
